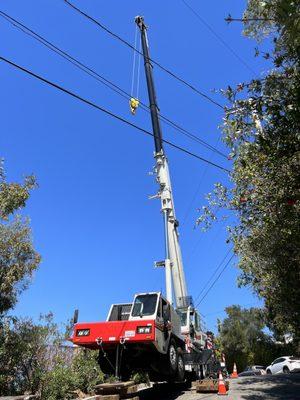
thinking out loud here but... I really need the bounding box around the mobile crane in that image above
[71,16,217,382]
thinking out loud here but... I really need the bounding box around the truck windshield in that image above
[178,310,187,326]
[131,294,158,317]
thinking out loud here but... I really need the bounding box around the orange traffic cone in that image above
[218,370,228,396]
[231,362,238,378]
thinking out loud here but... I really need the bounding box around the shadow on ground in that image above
[236,373,300,400]
[139,382,189,400]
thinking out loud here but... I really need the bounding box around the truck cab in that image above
[71,292,186,381]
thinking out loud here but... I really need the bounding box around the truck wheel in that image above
[167,339,178,375]
[176,353,185,382]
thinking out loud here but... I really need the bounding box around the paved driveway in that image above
[139,373,300,400]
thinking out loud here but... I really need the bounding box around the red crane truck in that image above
[71,16,218,382]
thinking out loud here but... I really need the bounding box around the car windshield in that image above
[131,294,158,317]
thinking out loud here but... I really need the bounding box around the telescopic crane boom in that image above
[135,16,188,309]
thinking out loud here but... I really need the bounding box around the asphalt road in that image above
[139,373,300,400]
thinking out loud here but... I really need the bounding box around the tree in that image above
[0,314,103,398]
[198,0,300,338]
[0,162,40,315]
[218,305,286,372]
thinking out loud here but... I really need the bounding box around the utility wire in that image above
[181,0,257,76]
[182,136,221,226]
[194,245,232,303]
[0,10,227,159]
[195,252,235,307]
[0,55,230,173]
[62,0,225,110]
[194,246,233,304]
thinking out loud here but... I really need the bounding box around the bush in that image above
[0,315,103,399]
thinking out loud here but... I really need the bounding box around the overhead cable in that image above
[62,0,225,110]
[0,55,230,173]
[194,246,233,304]
[195,252,235,307]
[181,0,257,76]
[0,10,227,159]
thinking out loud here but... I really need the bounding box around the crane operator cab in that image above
[178,306,207,349]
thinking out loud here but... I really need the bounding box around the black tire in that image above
[176,353,185,382]
[266,369,272,375]
[200,364,206,380]
[283,366,290,374]
[167,339,178,376]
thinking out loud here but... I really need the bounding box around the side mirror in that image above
[73,309,79,324]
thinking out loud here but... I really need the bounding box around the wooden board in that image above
[94,381,139,399]
[193,379,230,393]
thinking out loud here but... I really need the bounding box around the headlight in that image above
[76,328,90,337]
[136,326,152,334]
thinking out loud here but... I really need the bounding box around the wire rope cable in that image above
[130,24,138,97]
[136,37,142,99]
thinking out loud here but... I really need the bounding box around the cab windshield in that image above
[131,294,158,317]
[178,310,188,326]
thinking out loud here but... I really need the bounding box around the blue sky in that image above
[0,0,266,332]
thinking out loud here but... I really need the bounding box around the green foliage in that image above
[0,314,62,395]
[0,315,103,398]
[70,349,104,394]
[218,305,291,372]
[198,0,300,337]
[41,350,103,400]
[0,162,40,316]
[131,371,150,385]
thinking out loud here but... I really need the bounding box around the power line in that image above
[181,0,257,76]
[195,252,235,307]
[0,10,227,159]
[194,245,232,303]
[182,136,221,226]
[0,55,230,173]
[62,0,225,110]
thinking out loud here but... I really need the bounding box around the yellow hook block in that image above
[129,97,140,115]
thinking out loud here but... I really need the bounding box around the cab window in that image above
[131,294,158,317]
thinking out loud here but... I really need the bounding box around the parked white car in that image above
[266,356,300,374]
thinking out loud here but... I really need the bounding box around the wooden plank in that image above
[195,379,218,393]
[194,379,230,393]
[95,381,136,396]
